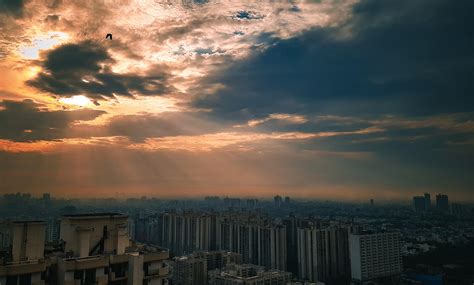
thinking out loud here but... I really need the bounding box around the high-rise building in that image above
[244,199,258,209]
[208,263,292,285]
[451,203,471,217]
[436,194,449,212]
[297,225,356,283]
[283,215,300,275]
[217,214,287,270]
[424,193,431,210]
[45,218,60,242]
[0,221,47,285]
[274,195,283,207]
[349,232,402,283]
[155,212,287,270]
[412,196,426,212]
[127,218,136,240]
[223,198,241,208]
[159,212,218,256]
[41,193,51,209]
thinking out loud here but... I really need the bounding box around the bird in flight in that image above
[106,34,112,40]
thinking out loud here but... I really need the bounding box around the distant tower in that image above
[413,196,425,212]
[436,194,449,212]
[424,193,431,211]
[274,195,282,207]
[42,192,51,209]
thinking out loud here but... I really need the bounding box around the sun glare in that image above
[59,95,92,107]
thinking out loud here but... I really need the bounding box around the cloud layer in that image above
[0,0,473,200]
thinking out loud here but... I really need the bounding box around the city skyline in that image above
[0,191,462,204]
[1,192,473,284]
[0,0,473,200]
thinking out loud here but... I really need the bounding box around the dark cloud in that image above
[194,0,474,122]
[233,10,264,20]
[289,5,301,13]
[0,0,24,16]
[0,99,105,141]
[44,14,60,24]
[28,41,175,102]
[188,0,474,197]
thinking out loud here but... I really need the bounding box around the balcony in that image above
[143,251,169,263]
[109,254,128,264]
[110,270,128,281]
[0,259,47,276]
[146,264,169,278]
[62,255,109,271]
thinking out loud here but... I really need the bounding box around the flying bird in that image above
[105,34,112,40]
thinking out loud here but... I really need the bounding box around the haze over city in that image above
[0,0,473,201]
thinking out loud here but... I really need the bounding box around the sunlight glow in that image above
[59,95,92,107]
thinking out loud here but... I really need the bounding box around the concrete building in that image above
[159,212,219,257]
[173,255,207,285]
[45,218,60,243]
[349,232,402,283]
[435,194,449,212]
[0,221,47,285]
[412,196,426,212]
[172,251,242,285]
[217,217,287,270]
[194,251,242,271]
[1,213,170,285]
[151,212,287,271]
[208,263,291,285]
[58,213,169,285]
[274,196,282,208]
[297,226,355,284]
[451,203,472,217]
[423,193,431,211]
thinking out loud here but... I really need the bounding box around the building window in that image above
[19,274,32,285]
[6,276,18,285]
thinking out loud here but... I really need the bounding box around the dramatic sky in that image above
[0,0,473,201]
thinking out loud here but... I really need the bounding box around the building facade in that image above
[349,232,402,283]
[144,212,287,271]
[436,194,449,212]
[297,225,355,284]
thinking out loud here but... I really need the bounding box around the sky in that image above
[0,0,473,201]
